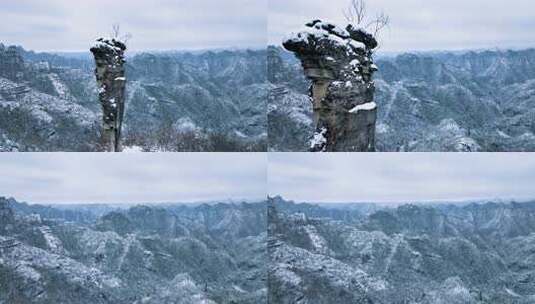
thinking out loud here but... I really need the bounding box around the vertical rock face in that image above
[0,197,15,233]
[283,20,378,151]
[0,44,25,81]
[90,38,127,152]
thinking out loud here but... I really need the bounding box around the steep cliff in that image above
[283,20,378,151]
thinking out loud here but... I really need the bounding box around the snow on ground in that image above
[310,127,327,150]
[303,225,331,255]
[122,145,143,153]
[39,226,64,254]
[48,73,71,100]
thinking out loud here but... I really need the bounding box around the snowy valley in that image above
[269,196,535,303]
[0,197,267,303]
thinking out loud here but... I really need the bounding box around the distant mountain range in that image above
[0,43,267,151]
[269,46,535,152]
[3,43,535,152]
[269,196,535,303]
[0,197,266,303]
[5,193,535,303]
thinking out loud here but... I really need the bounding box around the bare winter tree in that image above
[344,0,367,26]
[110,23,132,44]
[367,12,390,37]
[111,24,121,39]
[344,0,389,48]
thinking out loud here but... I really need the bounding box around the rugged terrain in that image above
[269,196,535,303]
[0,44,267,151]
[0,197,267,303]
[269,46,535,151]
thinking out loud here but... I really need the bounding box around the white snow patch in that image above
[349,101,377,113]
[310,127,327,150]
[376,123,390,134]
[304,225,331,255]
[173,117,200,133]
[519,132,535,140]
[122,145,143,153]
[505,287,521,297]
[275,267,302,286]
[234,130,248,138]
[349,40,366,50]
[233,285,246,293]
[497,130,511,138]
[39,226,63,254]
[48,73,70,99]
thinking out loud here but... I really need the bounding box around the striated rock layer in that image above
[283,20,378,151]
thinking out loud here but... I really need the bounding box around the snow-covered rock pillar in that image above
[90,38,127,152]
[283,20,378,152]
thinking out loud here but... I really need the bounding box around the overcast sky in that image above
[0,0,266,52]
[0,153,266,205]
[269,153,535,203]
[269,0,535,52]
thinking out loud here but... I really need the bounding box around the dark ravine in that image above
[0,197,267,304]
[269,47,535,152]
[268,196,535,303]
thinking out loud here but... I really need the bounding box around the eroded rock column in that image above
[90,38,127,152]
[283,20,378,152]
[0,197,14,234]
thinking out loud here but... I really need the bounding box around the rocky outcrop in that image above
[0,197,15,233]
[0,44,25,81]
[90,38,127,152]
[283,20,378,151]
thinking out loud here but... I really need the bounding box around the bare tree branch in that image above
[344,0,366,25]
[366,12,390,37]
[111,24,121,39]
[343,0,390,49]
[110,23,132,43]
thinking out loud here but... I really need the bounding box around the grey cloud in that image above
[269,153,535,203]
[269,0,535,52]
[0,0,266,51]
[0,153,266,204]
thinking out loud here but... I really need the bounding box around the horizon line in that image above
[6,197,268,206]
[0,42,267,54]
[270,195,535,205]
